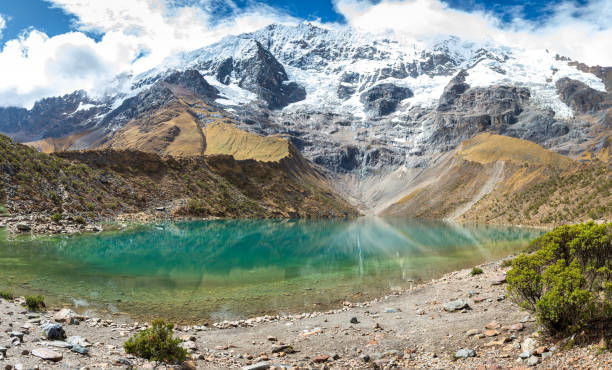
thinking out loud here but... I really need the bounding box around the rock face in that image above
[359,83,413,116]
[0,90,104,142]
[556,77,607,113]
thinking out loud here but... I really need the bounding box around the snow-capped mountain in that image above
[0,23,610,206]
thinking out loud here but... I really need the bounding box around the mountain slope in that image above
[382,133,611,226]
[0,134,356,231]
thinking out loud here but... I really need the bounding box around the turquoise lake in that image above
[0,218,541,323]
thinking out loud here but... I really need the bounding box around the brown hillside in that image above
[382,133,612,227]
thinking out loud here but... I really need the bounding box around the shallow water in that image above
[0,218,541,323]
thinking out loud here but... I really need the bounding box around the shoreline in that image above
[1,256,610,369]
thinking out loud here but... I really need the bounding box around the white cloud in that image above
[0,14,6,39]
[0,0,610,108]
[333,0,612,66]
[0,0,297,108]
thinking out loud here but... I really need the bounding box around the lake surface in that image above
[0,218,541,323]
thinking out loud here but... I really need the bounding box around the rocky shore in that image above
[1,259,610,369]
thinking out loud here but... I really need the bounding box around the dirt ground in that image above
[0,259,610,369]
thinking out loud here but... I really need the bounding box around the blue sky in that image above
[0,0,585,44]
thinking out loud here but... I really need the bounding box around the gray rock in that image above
[350,317,359,324]
[41,323,66,340]
[519,351,531,359]
[359,354,370,362]
[242,361,270,370]
[360,83,413,116]
[70,344,89,355]
[66,336,91,347]
[527,355,540,366]
[32,348,63,362]
[16,224,31,232]
[9,332,24,340]
[44,341,73,349]
[443,299,470,312]
[522,337,537,354]
[454,348,476,359]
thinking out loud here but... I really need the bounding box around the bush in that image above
[24,295,46,311]
[506,222,611,336]
[471,267,483,276]
[501,259,514,267]
[51,213,62,222]
[123,319,187,364]
[0,291,13,300]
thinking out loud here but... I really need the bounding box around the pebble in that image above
[527,355,540,366]
[522,337,537,354]
[466,329,481,336]
[454,348,476,359]
[359,354,370,362]
[350,317,359,324]
[313,355,329,363]
[71,344,89,355]
[485,321,500,330]
[443,299,470,312]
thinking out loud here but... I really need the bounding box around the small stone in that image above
[454,348,476,359]
[491,274,506,285]
[527,355,540,366]
[9,332,24,340]
[71,345,89,355]
[443,299,470,312]
[350,317,359,324]
[67,336,91,347]
[242,361,270,370]
[484,329,499,337]
[485,321,500,330]
[519,351,531,359]
[53,308,79,324]
[181,341,197,351]
[466,329,481,336]
[41,323,66,340]
[181,360,197,370]
[541,351,552,360]
[271,345,294,354]
[267,336,277,342]
[16,224,31,232]
[115,358,133,367]
[331,353,340,360]
[536,346,548,355]
[416,309,425,315]
[32,348,63,362]
[510,323,524,331]
[522,338,537,354]
[313,355,329,363]
[359,354,370,362]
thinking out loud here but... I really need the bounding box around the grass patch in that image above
[471,267,483,276]
[0,291,13,300]
[24,295,45,311]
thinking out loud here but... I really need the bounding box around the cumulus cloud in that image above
[333,0,612,65]
[0,0,610,108]
[0,14,6,39]
[0,0,296,108]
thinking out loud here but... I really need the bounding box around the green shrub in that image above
[51,213,62,222]
[0,291,13,300]
[471,267,483,276]
[74,216,86,225]
[24,295,46,311]
[506,222,611,335]
[123,319,187,364]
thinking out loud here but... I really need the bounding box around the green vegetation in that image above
[506,222,611,337]
[51,213,62,222]
[24,295,46,311]
[471,267,483,276]
[74,216,86,225]
[0,291,13,300]
[123,319,187,364]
